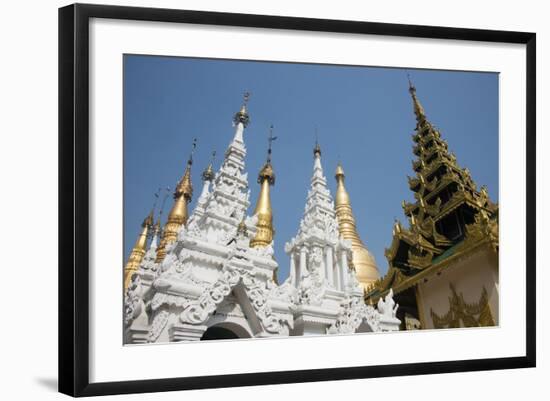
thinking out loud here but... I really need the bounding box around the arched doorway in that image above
[200,326,240,341]
[200,322,252,341]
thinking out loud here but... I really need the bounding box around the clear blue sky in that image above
[124,55,498,279]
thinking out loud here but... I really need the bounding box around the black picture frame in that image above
[58,3,536,397]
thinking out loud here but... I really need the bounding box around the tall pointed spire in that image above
[334,162,379,289]
[156,139,196,262]
[124,210,154,289]
[408,74,426,122]
[250,125,276,248]
[367,78,498,301]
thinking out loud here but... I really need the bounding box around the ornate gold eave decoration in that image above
[384,224,441,264]
[368,219,498,304]
[404,189,494,229]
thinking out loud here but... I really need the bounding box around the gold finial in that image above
[144,209,154,227]
[175,138,196,200]
[334,161,380,290]
[234,91,251,127]
[250,126,276,248]
[156,139,197,262]
[123,210,154,289]
[267,125,276,163]
[407,72,415,93]
[407,74,426,121]
[313,127,321,157]
[202,150,216,182]
[335,162,345,179]
[393,219,402,235]
[257,125,277,184]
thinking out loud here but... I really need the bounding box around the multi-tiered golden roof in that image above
[365,79,498,303]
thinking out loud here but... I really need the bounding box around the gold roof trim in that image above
[368,215,498,303]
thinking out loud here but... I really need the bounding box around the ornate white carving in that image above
[269,279,298,305]
[124,274,145,327]
[179,262,241,324]
[328,296,380,334]
[377,288,399,319]
[297,268,326,306]
[124,113,397,343]
[148,309,170,342]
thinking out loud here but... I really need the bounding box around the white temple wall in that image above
[416,244,499,329]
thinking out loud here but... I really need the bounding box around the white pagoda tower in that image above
[123,96,400,343]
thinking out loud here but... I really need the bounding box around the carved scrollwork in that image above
[328,296,380,334]
[148,308,169,342]
[124,274,144,327]
[298,268,325,306]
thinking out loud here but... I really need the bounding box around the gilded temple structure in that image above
[364,79,499,330]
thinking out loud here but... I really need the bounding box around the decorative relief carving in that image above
[298,267,326,306]
[430,284,495,328]
[148,308,170,342]
[124,104,403,343]
[328,296,380,334]
[124,274,145,327]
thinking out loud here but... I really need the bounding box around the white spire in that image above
[177,97,252,247]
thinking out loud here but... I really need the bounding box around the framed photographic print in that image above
[58,3,536,397]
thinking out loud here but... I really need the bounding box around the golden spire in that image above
[334,162,380,290]
[408,74,426,122]
[123,210,154,289]
[156,139,196,262]
[250,125,276,248]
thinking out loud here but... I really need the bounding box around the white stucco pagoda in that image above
[123,97,400,343]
